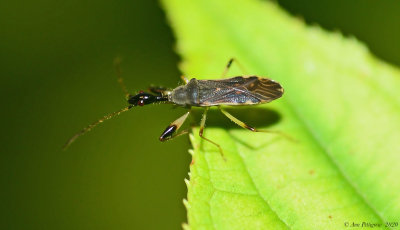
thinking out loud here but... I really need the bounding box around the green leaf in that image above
[161,0,400,229]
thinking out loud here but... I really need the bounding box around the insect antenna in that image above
[63,105,133,150]
[113,57,130,99]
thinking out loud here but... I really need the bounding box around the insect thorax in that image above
[170,78,200,106]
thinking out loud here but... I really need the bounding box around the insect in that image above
[63,58,284,157]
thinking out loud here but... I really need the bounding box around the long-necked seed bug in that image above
[63,58,284,158]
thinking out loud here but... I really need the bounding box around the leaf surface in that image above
[161,0,400,229]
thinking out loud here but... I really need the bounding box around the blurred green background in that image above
[0,0,399,229]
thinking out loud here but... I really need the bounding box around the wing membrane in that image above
[197,76,284,106]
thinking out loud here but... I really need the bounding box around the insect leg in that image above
[221,58,248,78]
[148,85,168,96]
[180,75,189,84]
[159,111,190,141]
[113,57,130,99]
[199,108,225,159]
[160,129,190,142]
[219,107,258,131]
[219,107,291,140]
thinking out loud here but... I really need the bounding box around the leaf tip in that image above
[188,133,195,144]
[182,223,190,230]
[184,178,190,187]
[183,198,190,209]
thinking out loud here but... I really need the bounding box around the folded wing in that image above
[197,76,284,106]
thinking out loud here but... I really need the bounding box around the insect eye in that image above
[138,100,144,106]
